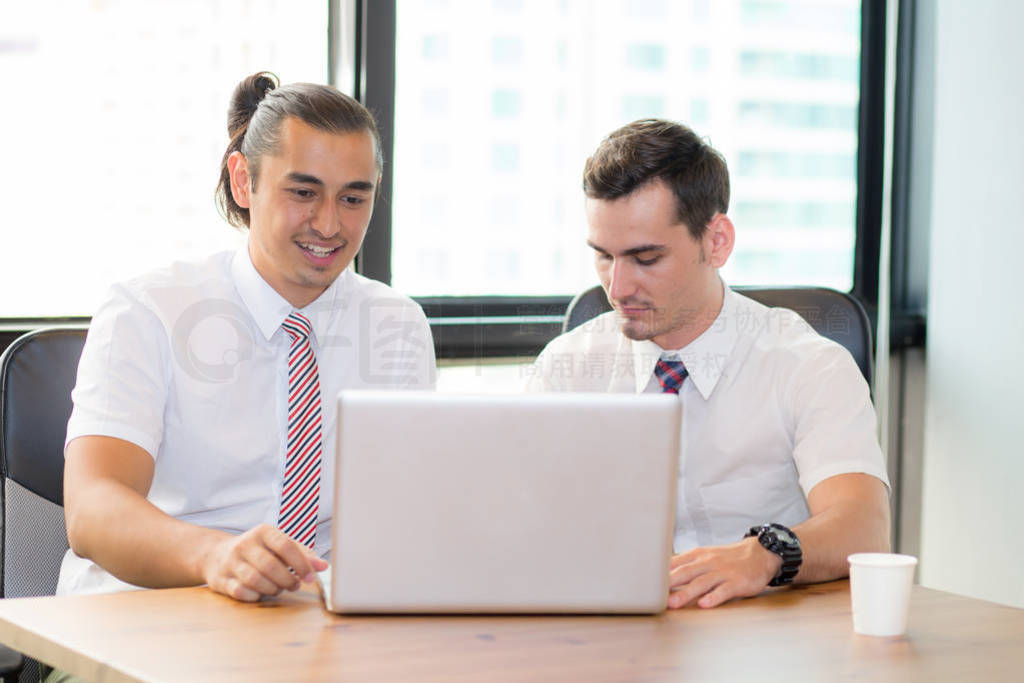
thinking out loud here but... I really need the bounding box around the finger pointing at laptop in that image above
[199,525,328,603]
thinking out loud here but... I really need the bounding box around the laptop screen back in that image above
[331,391,680,613]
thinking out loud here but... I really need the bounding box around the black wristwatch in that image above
[744,523,802,587]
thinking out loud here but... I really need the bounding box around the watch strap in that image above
[744,523,802,587]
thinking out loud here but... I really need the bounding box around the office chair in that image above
[0,327,88,683]
[563,285,874,389]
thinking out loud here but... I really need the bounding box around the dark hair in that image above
[582,119,729,240]
[215,71,383,229]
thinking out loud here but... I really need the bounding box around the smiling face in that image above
[586,180,735,350]
[227,117,379,308]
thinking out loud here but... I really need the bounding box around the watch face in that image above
[770,525,797,545]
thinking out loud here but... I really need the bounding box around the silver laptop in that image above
[317,391,680,614]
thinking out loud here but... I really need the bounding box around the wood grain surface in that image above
[0,580,1021,682]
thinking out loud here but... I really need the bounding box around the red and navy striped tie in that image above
[654,358,688,394]
[279,312,322,549]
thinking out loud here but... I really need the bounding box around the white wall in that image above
[919,0,1024,607]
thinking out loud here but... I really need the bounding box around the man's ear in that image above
[705,213,735,268]
[227,151,252,209]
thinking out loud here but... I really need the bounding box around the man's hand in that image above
[199,524,329,602]
[65,437,332,600]
[667,537,780,609]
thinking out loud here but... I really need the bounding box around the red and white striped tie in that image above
[279,312,322,549]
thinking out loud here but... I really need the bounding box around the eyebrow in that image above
[285,172,375,191]
[586,241,667,257]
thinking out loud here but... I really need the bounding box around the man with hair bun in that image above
[527,119,891,609]
[59,72,435,603]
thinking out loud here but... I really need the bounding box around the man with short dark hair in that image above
[60,73,435,603]
[527,119,890,609]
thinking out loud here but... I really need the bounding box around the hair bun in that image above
[227,71,279,136]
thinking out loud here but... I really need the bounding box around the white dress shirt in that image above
[525,284,888,553]
[60,245,436,595]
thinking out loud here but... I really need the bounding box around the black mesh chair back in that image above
[0,327,87,682]
[563,285,873,389]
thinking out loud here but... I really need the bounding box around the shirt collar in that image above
[629,281,740,400]
[230,242,352,345]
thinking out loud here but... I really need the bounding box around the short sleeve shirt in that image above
[60,245,436,594]
[524,284,888,552]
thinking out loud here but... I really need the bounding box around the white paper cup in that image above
[847,553,918,636]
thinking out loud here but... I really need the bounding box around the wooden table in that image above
[0,580,1021,682]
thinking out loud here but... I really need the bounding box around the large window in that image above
[391,0,863,297]
[2,0,896,361]
[0,1,327,317]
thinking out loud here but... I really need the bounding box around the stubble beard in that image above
[617,305,695,344]
[297,266,341,291]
